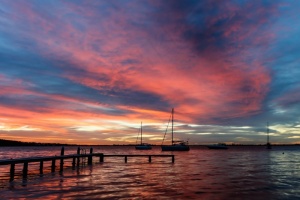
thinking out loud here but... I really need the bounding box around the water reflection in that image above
[1,146,300,199]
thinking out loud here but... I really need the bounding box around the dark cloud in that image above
[151,0,280,56]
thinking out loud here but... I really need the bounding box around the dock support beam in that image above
[39,161,43,175]
[125,156,127,163]
[60,146,64,172]
[88,148,93,165]
[10,163,15,182]
[72,157,76,169]
[77,147,80,167]
[100,154,104,162]
[172,155,175,163]
[51,159,56,172]
[149,156,152,163]
[23,162,28,179]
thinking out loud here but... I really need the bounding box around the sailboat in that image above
[266,122,272,149]
[161,108,190,151]
[135,122,152,150]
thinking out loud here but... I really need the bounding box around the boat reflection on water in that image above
[207,143,228,150]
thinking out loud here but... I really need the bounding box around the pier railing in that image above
[0,147,175,182]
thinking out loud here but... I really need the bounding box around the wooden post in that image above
[72,157,76,169]
[88,147,93,165]
[40,161,43,175]
[100,154,104,162]
[23,162,28,179]
[125,156,127,163]
[10,163,15,182]
[51,159,56,172]
[172,155,175,163]
[61,146,65,155]
[59,160,64,172]
[77,147,80,167]
[60,146,64,172]
[149,156,152,163]
[77,156,80,167]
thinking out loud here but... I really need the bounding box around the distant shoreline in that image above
[1,139,300,147]
[0,139,73,146]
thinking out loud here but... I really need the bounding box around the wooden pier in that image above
[102,154,175,163]
[0,147,175,182]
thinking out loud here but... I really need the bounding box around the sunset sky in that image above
[0,0,300,145]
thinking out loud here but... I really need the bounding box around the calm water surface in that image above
[1,145,300,199]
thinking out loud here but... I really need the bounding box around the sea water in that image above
[0,145,300,199]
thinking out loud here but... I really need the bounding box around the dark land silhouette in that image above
[0,139,72,146]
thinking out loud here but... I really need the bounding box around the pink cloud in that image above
[0,1,277,144]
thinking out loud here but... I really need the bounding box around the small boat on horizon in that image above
[161,108,190,151]
[135,122,152,150]
[207,143,228,150]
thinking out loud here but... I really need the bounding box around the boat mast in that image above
[141,121,143,145]
[266,122,271,149]
[172,108,174,145]
[267,122,269,144]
